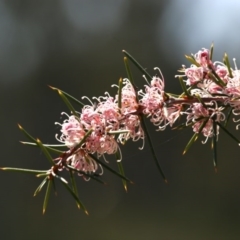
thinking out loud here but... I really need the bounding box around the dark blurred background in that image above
[1,0,240,239]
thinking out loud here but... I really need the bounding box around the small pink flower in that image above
[197,80,224,95]
[192,119,214,138]
[84,133,118,156]
[55,113,85,148]
[185,102,225,142]
[215,65,228,80]
[164,105,182,128]
[67,150,102,179]
[195,48,212,67]
[225,67,240,97]
[120,79,138,114]
[185,66,203,85]
[138,70,165,118]
[186,103,209,124]
[119,114,144,142]
[138,68,181,130]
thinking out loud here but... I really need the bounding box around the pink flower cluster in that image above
[178,48,240,140]
[55,79,144,175]
[54,47,240,176]
[183,48,240,99]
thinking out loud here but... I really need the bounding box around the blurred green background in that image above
[1,0,240,239]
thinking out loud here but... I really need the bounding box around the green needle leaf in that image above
[36,173,50,177]
[118,78,123,111]
[210,42,214,61]
[224,108,232,127]
[57,174,88,214]
[49,86,85,107]
[122,50,152,81]
[183,132,198,155]
[72,129,93,152]
[178,76,191,98]
[208,65,226,87]
[195,95,208,108]
[43,179,52,214]
[66,164,106,184]
[53,173,68,184]
[18,126,56,164]
[90,154,133,183]
[172,121,195,130]
[0,167,48,174]
[217,122,240,144]
[185,55,200,67]
[183,118,208,155]
[34,176,48,197]
[57,90,78,117]
[69,170,79,209]
[36,139,55,165]
[124,57,135,86]
[18,124,37,142]
[52,177,57,195]
[223,53,233,78]
[212,122,218,171]
[116,150,127,192]
[21,142,66,148]
[20,141,65,154]
[140,115,167,182]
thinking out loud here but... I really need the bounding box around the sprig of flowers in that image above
[2,44,240,214]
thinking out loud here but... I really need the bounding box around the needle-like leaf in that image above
[122,50,152,81]
[90,154,132,183]
[36,139,55,165]
[208,65,226,87]
[223,53,233,78]
[18,124,37,142]
[210,43,214,61]
[66,164,106,184]
[72,129,93,152]
[212,122,218,171]
[116,150,127,192]
[183,118,208,155]
[56,174,88,214]
[0,167,48,174]
[183,132,198,155]
[124,57,135,86]
[118,78,123,112]
[57,90,78,117]
[49,86,85,107]
[185,55,200,67]
[43,179,52,214]
[178,76,191,98]
[224,108,232,127]
[20,141,65,154]
[140,116,167,182]
[69,170,79,209]
[34,177,48,197]
[217,122,240,144]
